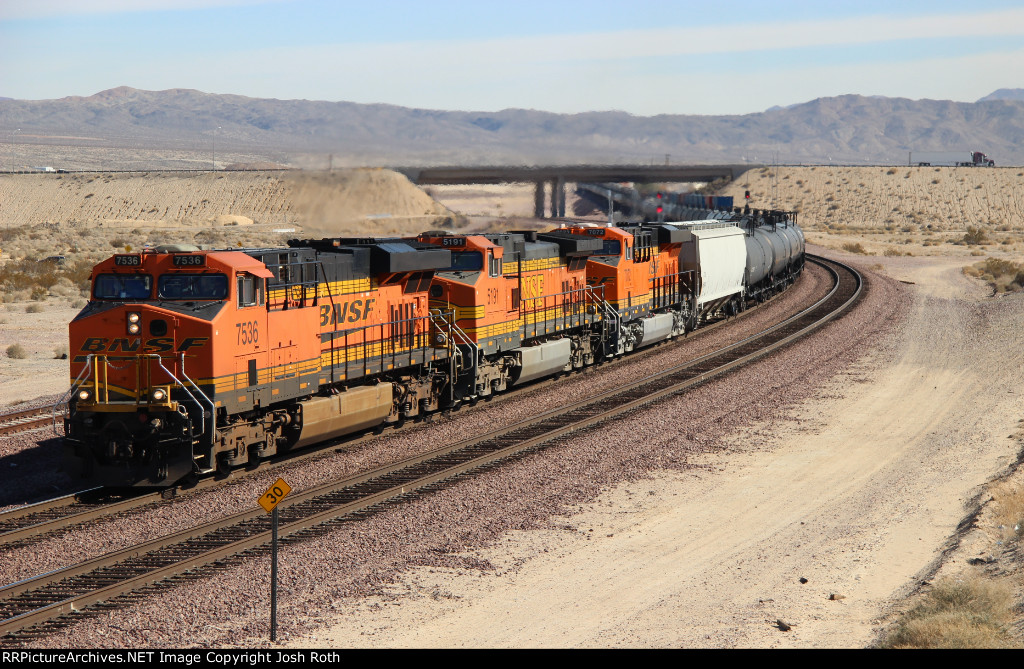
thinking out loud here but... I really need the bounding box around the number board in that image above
[586,229,606,237]
[259,477,293,514]
[114,254,142,266]
[172,254,206,267]
[441,237,466,247]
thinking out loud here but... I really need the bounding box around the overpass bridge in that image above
[392,164,753,218]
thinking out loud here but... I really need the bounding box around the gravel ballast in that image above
[3,258,915,648]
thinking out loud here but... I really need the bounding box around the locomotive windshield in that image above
[596,240,621,256]
[446,251,483,272]
[93,274,153,300]
[157,273,229,300]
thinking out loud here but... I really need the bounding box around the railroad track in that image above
[0,407,53,437]
[0,255,859,643]
[0,261,825,548]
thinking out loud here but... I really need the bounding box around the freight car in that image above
[60,214,803,488]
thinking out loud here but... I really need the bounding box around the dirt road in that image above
[289,252,1023,648]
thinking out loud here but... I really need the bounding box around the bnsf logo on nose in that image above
[320,299,375,326]
[80,337,209,353]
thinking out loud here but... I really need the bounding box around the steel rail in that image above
[0,408,51,437]
[0,256,859,642]
[0,261,829,548]
[0,489,168,548]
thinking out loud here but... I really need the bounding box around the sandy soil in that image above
[0,169,454,238]
[719,165,1024,261]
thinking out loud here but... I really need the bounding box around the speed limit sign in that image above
[259,477,292,513]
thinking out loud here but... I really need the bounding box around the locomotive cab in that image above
[64,249,274,486]
[417,230,602,398]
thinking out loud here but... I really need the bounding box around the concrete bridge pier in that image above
[533,177,566,219]
[534,181,545,218]
[551,176,566,218]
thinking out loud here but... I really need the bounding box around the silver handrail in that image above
[52,354,95,436]
[149,353,214,441]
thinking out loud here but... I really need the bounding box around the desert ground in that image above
[0,166,1021,647]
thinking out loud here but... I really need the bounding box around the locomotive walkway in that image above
[0,256,859,643]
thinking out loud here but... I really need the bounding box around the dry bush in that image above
[963,258,1024,293]
[25,303,44,313]
[53,345,68,360]
[0,225,29,242]
[963,227,989,245]
[5,343,28,359]
[990,481,1024,541]
[842,242,869,254]
[881,577,1019,649]
[0,256,94,298]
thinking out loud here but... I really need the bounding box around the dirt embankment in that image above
[720,166,1024,259]
[0,169,455,237]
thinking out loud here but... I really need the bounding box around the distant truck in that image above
[913,151,995,167]
[957,151,995,167]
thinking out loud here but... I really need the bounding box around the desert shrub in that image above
[963,227,988,245]
[990,481,1024,543]
[25,303,44,313]
[0,225,29,242]
[0,258,58,292]
[883,247,903,257]
[881,577,1019,649]
[963,257,1024,292]
[886,168,897,175]
[842,242,868,254]
[5,343,28,359]
[53,345,68,359]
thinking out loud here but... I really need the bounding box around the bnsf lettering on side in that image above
[319,299,376,326]
[80,337,209,353]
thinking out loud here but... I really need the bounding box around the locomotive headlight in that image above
[128,323,141,334]
[127,312,140,323]
[151,388,166,402]
[78,389,91,401]
[127,312,141,335]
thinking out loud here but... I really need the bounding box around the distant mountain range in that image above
[2,87,1023,167]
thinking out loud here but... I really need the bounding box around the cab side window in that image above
[488,251,502,278]
[237,274,264,308]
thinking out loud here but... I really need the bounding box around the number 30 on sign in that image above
[259,477,292,513]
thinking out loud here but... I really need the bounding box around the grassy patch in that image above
[881,577,1019,649]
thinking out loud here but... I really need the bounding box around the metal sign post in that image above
[271,506,278,641]
[259,477,292,643]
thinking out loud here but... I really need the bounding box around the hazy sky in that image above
[2,0,1022,115]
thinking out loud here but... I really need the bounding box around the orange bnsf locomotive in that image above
[64,239,453,486]
[63,212,803,488]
